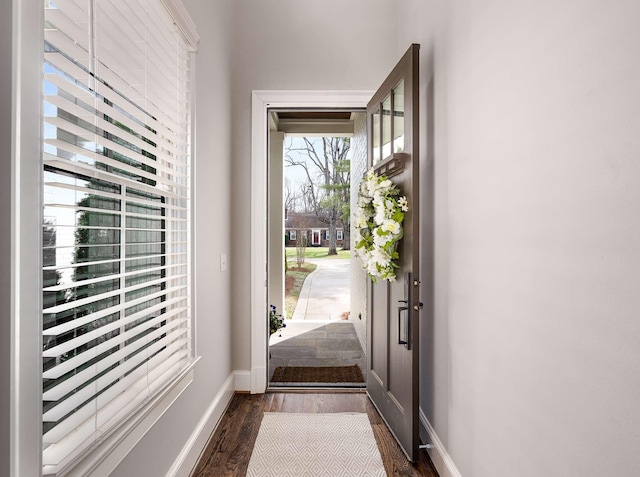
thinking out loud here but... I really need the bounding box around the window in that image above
[41,0,194,473]
[325,230,330,240]
[337,230,343,241]
[290,230,297,241]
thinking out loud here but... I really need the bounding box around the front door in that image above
[366,44,421,461]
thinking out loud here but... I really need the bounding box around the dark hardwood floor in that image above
[191,391,439,476]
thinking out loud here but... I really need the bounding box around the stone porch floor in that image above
[268,321,366,386]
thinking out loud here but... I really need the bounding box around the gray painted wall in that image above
[397,1,640,476]
[0,2,13,475]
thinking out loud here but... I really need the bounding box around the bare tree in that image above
[284,178,300,213]
[295,180,316,213]
[288,213,312,266]
[285,137,351,255]
[295,230,307,267]
[284,177,323,214]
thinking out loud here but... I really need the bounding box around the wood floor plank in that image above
[191,392,439,477]
[316,392,334,412]
[280,392,304,413]
[264,391,284,412]
[302,392,319,413]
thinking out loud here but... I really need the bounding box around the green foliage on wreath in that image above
[354,169,408,282]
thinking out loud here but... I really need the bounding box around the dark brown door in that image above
[366,44,420,461]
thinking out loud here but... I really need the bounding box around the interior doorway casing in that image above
[250,90,373,393]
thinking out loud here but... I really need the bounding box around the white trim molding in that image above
[167,372,236,477]
[419,408,462,477]
[166,370,250,477]
[10,0,45,475]
[250,90,373,394]
[234,370,251,392]
[160,0,200,51]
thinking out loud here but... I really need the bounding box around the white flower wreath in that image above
[354,169,408,282]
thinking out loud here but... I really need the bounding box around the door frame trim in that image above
[250,90,373,393]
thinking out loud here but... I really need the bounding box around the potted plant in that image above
[269,305,286,337]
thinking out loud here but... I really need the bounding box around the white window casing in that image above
[311,229,321,245]
[41,0,197,474]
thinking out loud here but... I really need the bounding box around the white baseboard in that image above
[419,408,462,477]
[251,366,267,394]
[167,372,236,477]
[234,370,251,392]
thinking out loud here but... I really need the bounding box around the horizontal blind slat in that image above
[43,289,184,334]
[43,341,190,447]
[43,277,186,316]
[43,320,190,405]
[44,138,189,191]
[43,303,189,380]
[44,156,187,202]
[45,116,168,176]
[42,351,191,469]
[45,10,89,52]
[45,92,167,167]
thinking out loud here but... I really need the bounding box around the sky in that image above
[283,136,352,186]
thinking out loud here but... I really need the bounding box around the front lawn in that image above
[284,263,317,318]
[285,246,350,261]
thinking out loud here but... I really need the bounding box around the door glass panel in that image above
[372,107,381,165]
[393,80,405,153]
[382,93,392,160]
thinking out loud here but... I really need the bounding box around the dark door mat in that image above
[271,364,365,383]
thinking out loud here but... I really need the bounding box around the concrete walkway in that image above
[290,258,350,321]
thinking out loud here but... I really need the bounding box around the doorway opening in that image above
[252,46,421,460]
[267,109,368,388]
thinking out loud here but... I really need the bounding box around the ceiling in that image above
[274,111,353,121]
[269,110,363,136]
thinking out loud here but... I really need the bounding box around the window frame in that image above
[32,1,200,475]
[8,1,45,475]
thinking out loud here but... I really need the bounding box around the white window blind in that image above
[42,0,194,474]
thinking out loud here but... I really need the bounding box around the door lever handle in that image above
[398,306,409,346]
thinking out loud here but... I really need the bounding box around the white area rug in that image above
[247,412,386,477]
